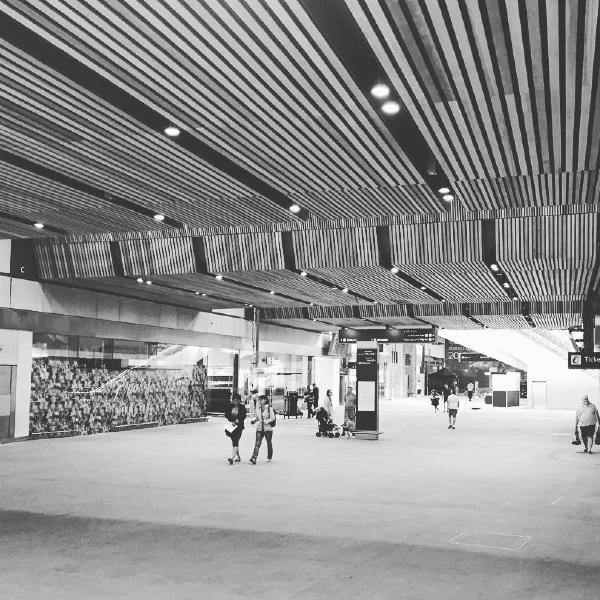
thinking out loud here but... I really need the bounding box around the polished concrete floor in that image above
[1,399,599,599]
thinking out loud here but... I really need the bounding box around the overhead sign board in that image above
[446,342,491,362]
[340,327,435,343]
[568,352,600,369]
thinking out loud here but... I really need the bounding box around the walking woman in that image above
[225,392,246,465]
[323,389,333,417]
[250,395,276,464]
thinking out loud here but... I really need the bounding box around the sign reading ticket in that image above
[568,352,600,369]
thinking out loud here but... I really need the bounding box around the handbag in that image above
[268,407,277,428]
[225,422,237,436]
[572,431,581,446]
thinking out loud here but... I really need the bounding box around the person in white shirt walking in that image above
[466,381,475,401]
[575,395,600,454]
[447,389,460,429]
[250,395,276,464]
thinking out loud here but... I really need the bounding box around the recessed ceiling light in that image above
[195,291,200,295]
[154,214,165,222]
[312,318,317,322]
[512,296,518,301]
[442,194,454,201]
[391,267,399,274]
[420,286,426,290]
[503,282,510,288]
[328,331,333,335]
[201,293,207,296]
[244,303,249,306]
[381,101,400,115]
[373,300,379,304]
[136,277,144,283]
[249,304,253,307]
[490,264,499,271]
[371,83,390,99]
[33,222,44,229]
[438,187,450,194]
[164,125,180,137]
[300,271,307,277]
[309,302,314,306]
[289,204,301,214]
[341,288,349,293]
[215,274,223,280]
[269,290,275,295]
[146,280,152,285]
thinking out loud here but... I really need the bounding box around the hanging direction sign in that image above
[568,352,600,369]
[340,327,435,343]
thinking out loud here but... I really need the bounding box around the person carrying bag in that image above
[224,393,246,465]
[250,395,276,464]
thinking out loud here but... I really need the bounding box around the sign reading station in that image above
[568,352,600,369]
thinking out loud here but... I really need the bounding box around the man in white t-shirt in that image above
[466,381,475,401]
[447,389,460,429]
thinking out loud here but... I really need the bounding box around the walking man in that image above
[447,388,460,429]
[467,380,475,401]
[575,395,600,454]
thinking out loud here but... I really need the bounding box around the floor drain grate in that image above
[449,530,531,550]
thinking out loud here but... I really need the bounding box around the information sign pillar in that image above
[355,341,381,440]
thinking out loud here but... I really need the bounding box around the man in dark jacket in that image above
[312,383,320,409]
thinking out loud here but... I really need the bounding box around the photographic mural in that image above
[30,343,208,437]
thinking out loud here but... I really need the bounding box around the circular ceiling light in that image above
[381,101,400,115]
[309,302,314,306]
[269,290,276,295]
[201,293,207,296]
[195,291,200,295]
[300,271,307,277]
[442,194,454,201]
[420,286,427,290]
[136,277,144,283]
[341,288,349,293]
[438,187,450,194]
[289,204,301,214]
[312,318,317,322]
[145,280,152,285]
[373,300,379,304]
[503,282,510,289]
[249,304,253,307]
[215,274,223,280]
[511,296,518,301]
[391,267,399,274]
[164,125,180,137]
[490,264,499,272]
[154,214,165,222]
[34,222,44,229]
[371,83,390,99]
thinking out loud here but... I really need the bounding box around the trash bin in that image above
[284,391,299,418]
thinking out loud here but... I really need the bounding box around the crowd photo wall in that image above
[29,334,209,437]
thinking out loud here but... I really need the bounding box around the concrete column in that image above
[0,329,32,438]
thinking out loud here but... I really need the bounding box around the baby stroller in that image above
[315,407,341,438]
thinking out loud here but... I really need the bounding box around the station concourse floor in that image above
[1,399,599,599]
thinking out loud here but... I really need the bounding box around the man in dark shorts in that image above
[447,389,460,429]
[467,380,475,401]
[575,395,599,453]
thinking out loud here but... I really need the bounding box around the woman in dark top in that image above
[225,392,246,465]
